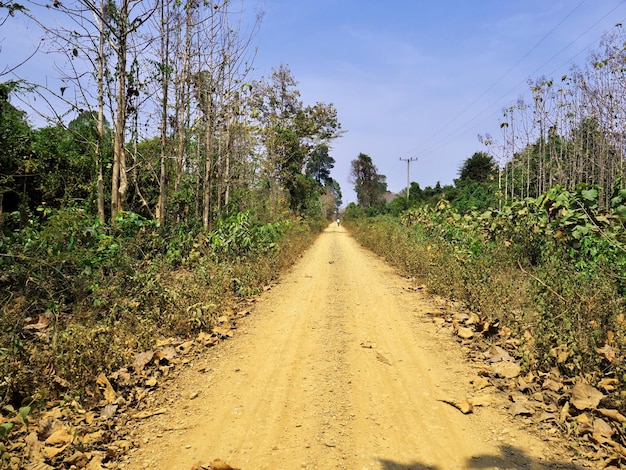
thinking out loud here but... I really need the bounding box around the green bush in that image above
[0,207,321,407]
[346,184,626,398]
[207,210,288,261]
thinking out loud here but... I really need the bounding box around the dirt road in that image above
[124,224,576,469]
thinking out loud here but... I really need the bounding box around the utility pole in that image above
[399,157,418,202]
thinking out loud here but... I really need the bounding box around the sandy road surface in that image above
[124,224,577,470]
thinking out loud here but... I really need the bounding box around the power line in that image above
[407,1,626,162]
[417,13,626,161]
[416,23,622,159]
[406,0,588,157]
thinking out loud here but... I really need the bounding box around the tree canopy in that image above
[349,153,387,209]
[458,151,497,183]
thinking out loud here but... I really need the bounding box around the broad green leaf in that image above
[572,225,591,239]
[19,405,31,425]
[0,422,13,438]
[581,189,598,202]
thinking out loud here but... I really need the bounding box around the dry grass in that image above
[345,216,626,396]
[0,216,322,409]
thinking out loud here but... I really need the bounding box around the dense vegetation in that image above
[347,185,626,379]
[0,0,341,439]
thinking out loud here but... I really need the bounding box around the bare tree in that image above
[186,1,260,227]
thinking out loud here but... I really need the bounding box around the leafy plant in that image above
[347,181,626,394]
[207,211,286,261]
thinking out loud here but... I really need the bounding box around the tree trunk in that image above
[203,124,212,228]
[157,0,170,225]
[111,0,129,220]
[96,0,106,224]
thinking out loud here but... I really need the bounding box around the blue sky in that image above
[250,0,626,203]
[3,1,626,205]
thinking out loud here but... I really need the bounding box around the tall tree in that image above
[106,1,157,219]
[458,151,497,183]
[328,178,342,214]
[305,143,334,186]
[253,65,341,214]
[493,28,626,207]
[189,1,260,227]
[253,64,303,214]
[350,153,387,209]
[95,0,107,222]
[24,0,157,220]
[157,0,170,224]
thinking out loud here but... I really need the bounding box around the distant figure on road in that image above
[336,218,340,226]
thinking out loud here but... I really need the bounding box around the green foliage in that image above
[386,196,411,216]
[458,151,497,183]
[450,180,497,213]
[0,203,319,408]
[207,210,287,261]
[0,81,33,216]
[284,173,322,217]
[446,152,499,213]
[0,403,31,443]
[342,202,365,221]
[346,182,626,396]
[0,98,112,226]
[350,153,387,209]
[253,65,342,215]
[305,144,334,186]
[0,422,13,439]
[31,125,96,208]
[0,5,339,425]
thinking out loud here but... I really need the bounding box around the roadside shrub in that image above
[346,184,626,399]
[207,210,288,261]
[0,207,322,407]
